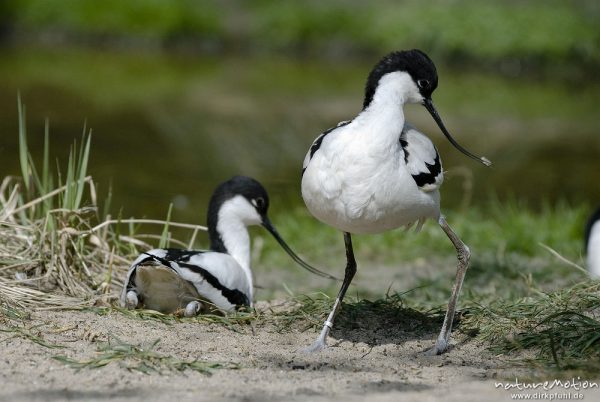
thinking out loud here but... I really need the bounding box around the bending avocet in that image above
[301,49,491,355]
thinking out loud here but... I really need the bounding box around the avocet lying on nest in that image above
[120,176,335,316]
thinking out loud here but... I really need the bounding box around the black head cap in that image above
[363,49,438,109]
[207,176,270,252]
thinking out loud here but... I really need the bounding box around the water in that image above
[1,46,598,225]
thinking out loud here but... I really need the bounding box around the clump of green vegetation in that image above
[5,0,599,75]
[260,200,589,292]
[269,293,334,332]
[272,278,600,376]
[53,337,236,374]
[0,323,64,349]
[0,299,63,348]
[4,0,223,40]
[2,99,598,379]
[271,292,443,335]
[462,280,600,375]
[0,300,27,321]
[0,98,206,308]
[0,96,99,308]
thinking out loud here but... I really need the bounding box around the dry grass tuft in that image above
[0,97,206,309]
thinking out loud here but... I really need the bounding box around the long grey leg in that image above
[427,215,471,355]
[302,232,357,353]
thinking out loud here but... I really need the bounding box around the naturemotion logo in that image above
[495,378,598,392]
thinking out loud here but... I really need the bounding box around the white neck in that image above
[354,72,419,149]
[588,221,600,278]
[216,197,257,289]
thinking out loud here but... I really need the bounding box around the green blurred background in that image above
[0,0,598,224]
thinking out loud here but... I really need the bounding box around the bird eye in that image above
[417,79,430,89]
[254,197,265,209]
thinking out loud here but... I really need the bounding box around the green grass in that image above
[0,323,65,349]
[270,292,444,336]
[2,98,599,379]
[53,337,236,375]
[1,96,110,304]
[0,301,28,321]
[267,279,600,377]
[0,301,63,349]
[259,200,589,283]
[6,0,599,74]
[255,198,598,376]
[6,0,223,39]
[461,281,600,376]
[2,46,598,222]
[0,98,208,308]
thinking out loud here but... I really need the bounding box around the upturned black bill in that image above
[423,98,491,167]
[262,217,339,280]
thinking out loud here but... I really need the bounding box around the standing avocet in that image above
[120,176,335,316]
[301,49,491,355]
[585,207,600,278]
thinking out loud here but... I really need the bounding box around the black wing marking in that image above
[176,260,250,307]
[400,138,410,164]
[164,248,206,262]
[125,267,137,292]
[126,252,165,292]
[143,252,250,308]
[400,123,443,190]
[302,120,352,177]
[410,153,441,187]
[125,250,205,298]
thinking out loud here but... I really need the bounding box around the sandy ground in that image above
[3,255,599,402]
[2,302,581,402]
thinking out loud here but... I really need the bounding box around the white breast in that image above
[301,121,441,234]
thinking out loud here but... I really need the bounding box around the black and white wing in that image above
[121,249,201,296]
[163,251,251,309]
[302,120,352,176]
[400,123,444,192]
[120,248,251,312]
